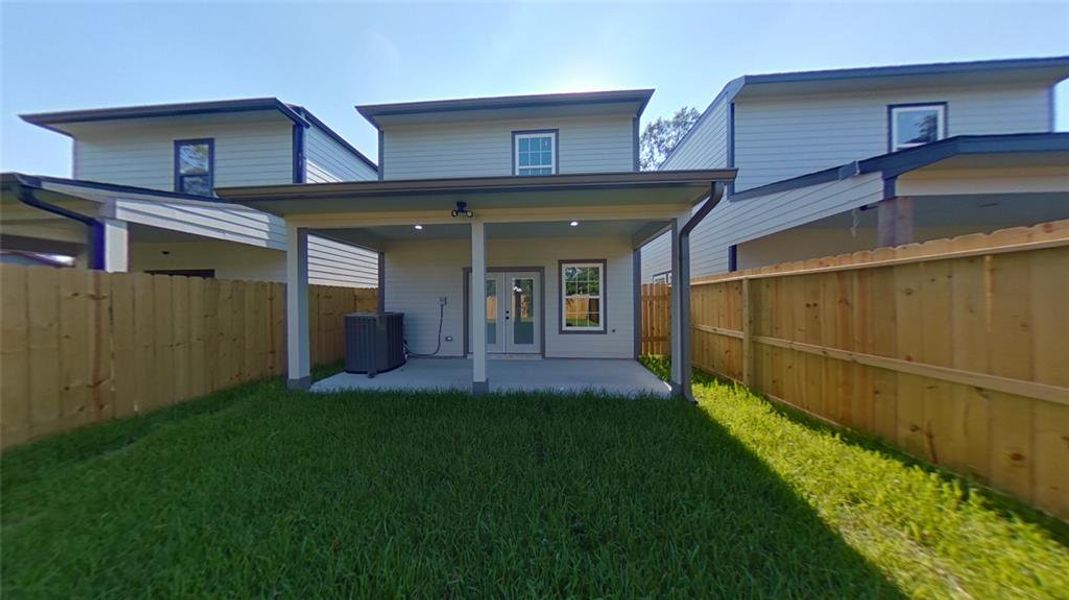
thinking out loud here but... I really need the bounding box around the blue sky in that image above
[2,1,1067,176]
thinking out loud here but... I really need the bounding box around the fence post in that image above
[742,277,753,387]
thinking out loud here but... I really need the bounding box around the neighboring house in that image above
[642,56,1069,280]
[218,90,736,396]
[2,98,379,286]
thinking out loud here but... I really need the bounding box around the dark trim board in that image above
[290,107,379,173]
[219,169,737,204]
[172,138,215,196]
[726,102,736,194]
[632,117,640,171]
[511,129,560,176]
[356,89,655,127]
[557,259,608,335]
[21,97,309,131]
[377,129,385,180]
[1,172,228,203]
[292,124,306,184]
[145,269,216,278]
[462,266,546,357]
[886,101,948,153]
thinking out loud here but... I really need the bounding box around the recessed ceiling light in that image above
[414,224,423,230]
[569,221,579,227]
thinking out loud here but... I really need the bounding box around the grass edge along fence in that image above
[0,269,377,449]
[641,219,1069,521]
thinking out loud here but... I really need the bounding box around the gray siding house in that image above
[642,56,1069,280]
[218,90,735,396]
[5,99,380,287]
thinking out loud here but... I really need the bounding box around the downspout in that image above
[676,181,726,402]
[13,174,104,269]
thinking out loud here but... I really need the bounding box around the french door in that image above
[474,271,541,354]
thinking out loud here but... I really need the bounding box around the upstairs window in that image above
[174,138,214,196]
[513,130,557,176]
[889,104,946,152]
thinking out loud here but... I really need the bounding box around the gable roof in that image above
[356,89,655,128]
[663,55,1069,169]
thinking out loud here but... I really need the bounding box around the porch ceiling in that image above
[216,170,736,217]
[318,219,661,245]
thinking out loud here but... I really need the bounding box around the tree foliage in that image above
[638,106,701,170]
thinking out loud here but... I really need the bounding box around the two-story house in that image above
[642,56,1069,281]
[3,98,380,286]
[216,90,736,396]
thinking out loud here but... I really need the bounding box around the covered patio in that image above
[311,357,671,396]
[219,170,735,399]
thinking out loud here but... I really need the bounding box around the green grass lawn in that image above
[3,361,1067,598]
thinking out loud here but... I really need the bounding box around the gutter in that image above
[675,181,727,402]
[11,174,104,269]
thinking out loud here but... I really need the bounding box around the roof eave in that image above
[218,169,736,202]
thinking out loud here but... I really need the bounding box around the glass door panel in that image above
[505,273,539,353]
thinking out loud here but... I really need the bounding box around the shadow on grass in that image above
[3,374,905,597]
[640,355,1069,548]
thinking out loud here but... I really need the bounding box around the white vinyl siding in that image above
[641,173,884,279]
[384,236,634,358]
[660,99,729,170]
[304,124,377,183]
[640,232,671,282]
[73,117,294,191]
[733,84,1051,191]
[382,115,634,179]
[129,235,377,288]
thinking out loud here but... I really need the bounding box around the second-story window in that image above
[174,138,214,196]
[889,104,946,152]
[513,130,557,176]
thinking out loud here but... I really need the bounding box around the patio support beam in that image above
[669,219,685,395]
[286,223,311,390]
[470,220,488,394]
[673,182,726,401]
[102,218,128,272]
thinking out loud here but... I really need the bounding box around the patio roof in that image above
[216,169,736,217]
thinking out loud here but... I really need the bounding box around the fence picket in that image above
[638,219,1069,520]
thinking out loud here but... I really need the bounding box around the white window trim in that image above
[890,104,946,152]
[514,131,557,176]
[560,260,605,332]
[652,271,671,285]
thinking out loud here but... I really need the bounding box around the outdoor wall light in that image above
[569,221,579,227]
[451,201,474,218]
[414,224,423,230]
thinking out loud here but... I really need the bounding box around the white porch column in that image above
[286,223,311,390]
[470,220,489,394]
[102,218,129,273]
[669,211,689,395]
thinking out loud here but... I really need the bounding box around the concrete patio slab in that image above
[311,358,671,397]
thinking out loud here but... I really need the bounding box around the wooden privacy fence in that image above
[0,266,377,449]
[640,283,671,355]
[642,220,1069,520]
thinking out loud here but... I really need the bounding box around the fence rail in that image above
[0,268,376,448]
[641,220,1069,520]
